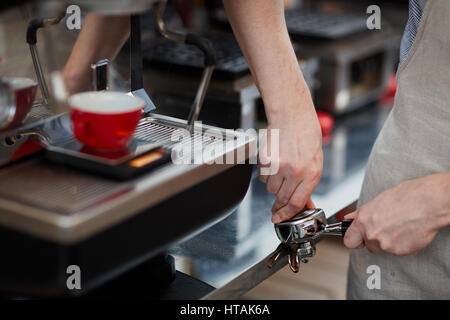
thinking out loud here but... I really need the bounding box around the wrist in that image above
[423,173,450,230]
[265,77,316,126]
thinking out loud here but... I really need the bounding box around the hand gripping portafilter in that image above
[156,0,216,135]
[268,208,353,273]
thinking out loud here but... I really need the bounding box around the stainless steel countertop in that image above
[169,104,392,299]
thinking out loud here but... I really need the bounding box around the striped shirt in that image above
[400,0,428,64]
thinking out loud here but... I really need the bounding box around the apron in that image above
[347,0,450,299]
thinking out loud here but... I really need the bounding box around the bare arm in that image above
[223,1,308,123]
[223,0,323,223]
[62,13,130,94]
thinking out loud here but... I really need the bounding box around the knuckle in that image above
[365,231,375,242]
[278,161,288,171]
[358,211,371,225]
[353,218,367,234]
[365,228,379,242]
[291,165,305,177]
[378,236,392,252]
[280,161,302,176]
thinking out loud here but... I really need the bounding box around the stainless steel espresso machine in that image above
[0,0,255,298]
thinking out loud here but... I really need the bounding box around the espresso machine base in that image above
[0,162,252,298]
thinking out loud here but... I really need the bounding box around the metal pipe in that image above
[155,0,185,42]
[29,45,49,104]
[26,14,65,105]
[186,65,214,134]
[155,0,215,135]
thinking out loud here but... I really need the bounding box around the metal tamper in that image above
[268,208,353,273]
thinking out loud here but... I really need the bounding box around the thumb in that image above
[343,221,365,249]
[344,210,358,220]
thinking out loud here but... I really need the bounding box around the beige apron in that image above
[347,0,450,299]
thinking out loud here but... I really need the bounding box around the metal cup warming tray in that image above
[0,112,255,297]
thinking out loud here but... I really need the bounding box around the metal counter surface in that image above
[169,104,392,299]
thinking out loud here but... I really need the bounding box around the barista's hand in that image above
[343,173,450,255]
[259,93,323,223]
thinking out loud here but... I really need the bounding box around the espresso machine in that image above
[0,0,255,298]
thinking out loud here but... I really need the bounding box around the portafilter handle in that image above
[321,219,353,237]
[274,208,353,244]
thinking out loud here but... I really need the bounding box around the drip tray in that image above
[0,159,130,215]
[45,116,226,180]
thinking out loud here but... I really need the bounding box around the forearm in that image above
[222,0,314,124]
[63,13,130,93]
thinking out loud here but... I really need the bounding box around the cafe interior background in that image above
[0,0,409,299]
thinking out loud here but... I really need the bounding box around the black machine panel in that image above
[142,33,249,79]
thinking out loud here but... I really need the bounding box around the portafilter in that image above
[268,208,353,273]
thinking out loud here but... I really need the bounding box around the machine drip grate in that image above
[0,159,130,215]
[134,119,225,151]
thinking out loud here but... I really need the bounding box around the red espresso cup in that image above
[1,77,37,130]
[69,91,144,151]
